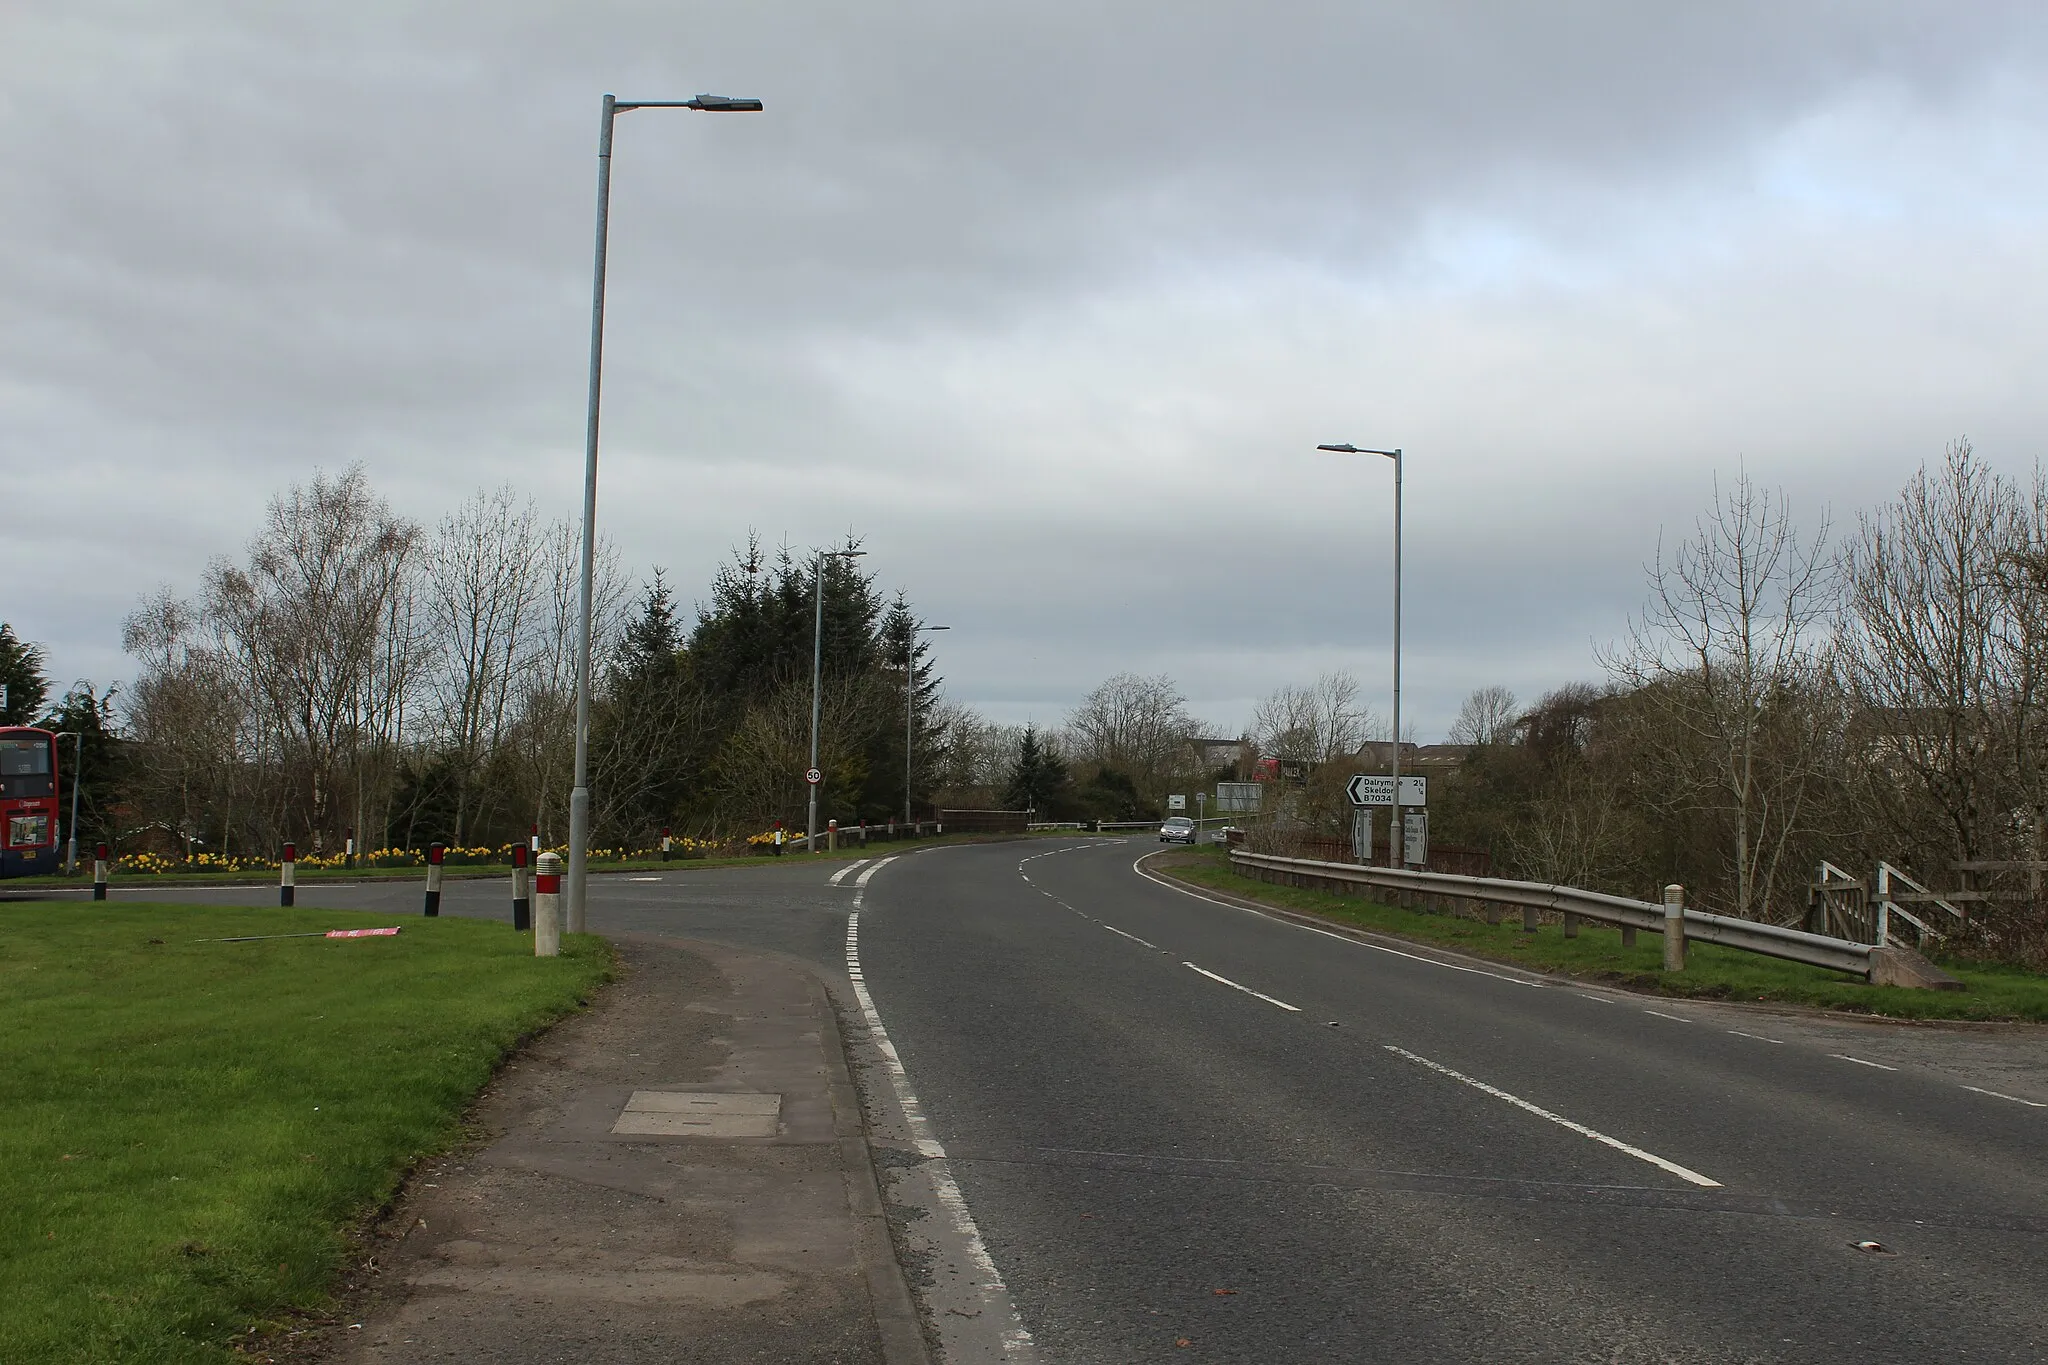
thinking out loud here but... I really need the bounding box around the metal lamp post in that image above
[1317,443,1404,865]
[55,731,81,874]
[809,549,868,848]
[566,91,762,933]
[905,624,950,825]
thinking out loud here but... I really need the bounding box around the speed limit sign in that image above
[805,768,823,785]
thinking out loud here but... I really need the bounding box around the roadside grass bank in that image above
[1155,848,2048,1023]
[0,900,611,1363]
[2,832,992,892]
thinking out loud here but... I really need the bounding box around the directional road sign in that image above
[1346,774,1428,808]
[805,768,823,786]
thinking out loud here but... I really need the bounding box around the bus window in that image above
[0,739,54,798]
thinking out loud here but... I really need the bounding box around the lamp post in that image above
[905,624,950,825]
[566,90,762,933]
[1317,443,1404,865]
[55,731,81,874]
[809,549,868,848]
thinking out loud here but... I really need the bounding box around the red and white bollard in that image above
[827,818,838,852]
[512,845,531,931]
[530,824,541,855]
[424,843,445,917]
[280,842,296,907]
[92,843,109,901]
[660,827,673,862]
[534,851,562,957]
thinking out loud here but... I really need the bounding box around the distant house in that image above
[1349,741,1473,776]
[1190,735,1254,774]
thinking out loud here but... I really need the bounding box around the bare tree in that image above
[1251,671,1376,764]
[1064,672,1199,799]
[1604,471,1837,920]
[1448,685,1518,746]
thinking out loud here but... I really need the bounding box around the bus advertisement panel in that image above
[0,727,60,878]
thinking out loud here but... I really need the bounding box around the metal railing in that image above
[1230,850,1876,979]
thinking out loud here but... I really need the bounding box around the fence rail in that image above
[1230,850,1878,979]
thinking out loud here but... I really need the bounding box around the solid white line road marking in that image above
[844,911,1033,1355]
[1727,1030,1784,1044]
[1382,1044,1723,1189]
[1132,853,1545,990]
[827,859,870,886]
[1643,1010,1692,1023]
[853,856,896,888]
[1830,1054,1899,1071]
[1961,1085,2048,1108]
[1184,962,1303,1012]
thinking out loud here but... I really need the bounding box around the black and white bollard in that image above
[660,827,673,862]
[280,842,296,907]
[424,843,445,917]
[345,827,357,870]
[534,851,562,957]
[1663,884,1686,971]
[92,843,108,901]
[512,845,531,931]
[530,824,540,855]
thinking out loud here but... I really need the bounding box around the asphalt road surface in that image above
[41,840,2048,1362]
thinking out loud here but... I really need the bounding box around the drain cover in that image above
[610,1091,781,1137]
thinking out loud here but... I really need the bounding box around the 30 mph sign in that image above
[805,768,823,786]
[1346,774,1428,807]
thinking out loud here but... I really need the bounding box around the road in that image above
[35,839,2048,1362]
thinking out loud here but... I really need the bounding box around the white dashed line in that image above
[1727,1030,1784,1044]
[1961,1085,2047,1108]
[1383,1045,1722,1188]
[1830,1054,1899,1072]
[844,911,1034,1354]
[827,859,870,886]
[1101,924,1160,950]
[1578,994,1615,1004]
[1184,963,1302,1012]
[1643,1010,1692,1024]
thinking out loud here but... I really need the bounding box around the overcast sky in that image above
[8,2,2048,739]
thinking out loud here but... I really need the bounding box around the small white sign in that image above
[1166,794,1187,810]
[1346,774,1428,808]
[1403,810,1429,866]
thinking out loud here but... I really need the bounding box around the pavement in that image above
[309,932,926,1365]
[27,841,2048,1361]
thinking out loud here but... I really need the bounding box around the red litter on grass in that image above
[326,927,402,939]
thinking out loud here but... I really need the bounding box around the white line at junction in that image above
[827,859,869,886]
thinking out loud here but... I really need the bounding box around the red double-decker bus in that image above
[0,727,60,879]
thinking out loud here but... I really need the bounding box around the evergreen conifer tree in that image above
[0,624,48,726]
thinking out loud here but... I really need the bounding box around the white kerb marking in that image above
[827,859,870,886]
[1961,1085,2048,1108]
[1830,1054,1899,1072]
[1131,853,1544,989]
[1383,1044,1722,1189]
[1184,962,1302,1012]
[844,910,1033,1353]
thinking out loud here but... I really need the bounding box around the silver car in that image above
[1158,816,1197,844]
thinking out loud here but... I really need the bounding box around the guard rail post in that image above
[1562,909,1580,939]
[534,851,562,957]
[424,843,445,917]
[1622,922,1637,948]
[92,843,109,901]
[1521,903,1539,933]
[512,845,531,931]
[1663,884,1686,971]
[280,843,296,907]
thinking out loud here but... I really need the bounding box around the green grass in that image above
[0,900,612,1363]
[1161,849,2048,1023]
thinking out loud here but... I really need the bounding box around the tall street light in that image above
[905,624,950,825]
[809,549,867,848]
[55,730,81,874]
[1317,443,1404,866]
[567,91,762,932]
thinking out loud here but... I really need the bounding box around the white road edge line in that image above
[1727,1030,1784,1044]
[1643,1010,1691,1023]
[827,859,870,886]
[1961,1085,2048,1108]
[845,910,1034,1355]
[1829,1053,1899,1072]
[1184,962,1303,1012]
[1382,1044,1723,1189]
[1131,853,1544,989]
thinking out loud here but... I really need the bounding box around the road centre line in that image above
[1131,853,1545,989]
[1184,963,1303,1012]
[1830,1054,1899,1071]
[1961,1085,2048,1108]
[843,910,1034,1355]
[1102,923,1160,950]
[827,859,870,886]
[853,857,896,889]
[1382,1045,1723,1188]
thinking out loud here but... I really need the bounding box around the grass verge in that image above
[0,899,612,1363]
[1158,848,2048,1023]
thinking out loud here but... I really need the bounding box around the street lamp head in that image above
[921,624,951,632]
[1317,443,1361,453]
[1318,442,1401,459]
[685,94,764,112]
